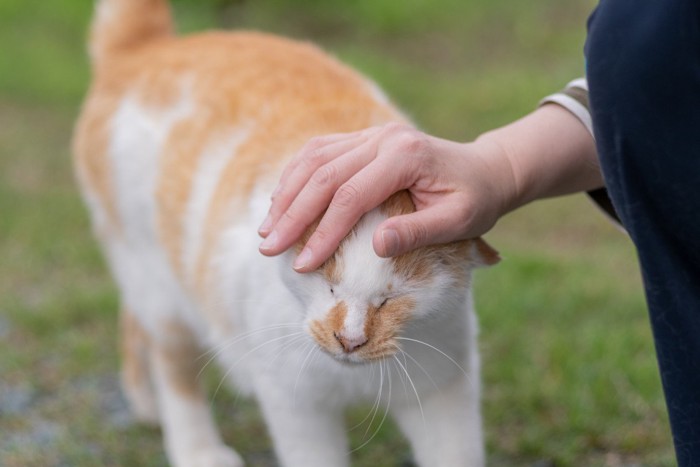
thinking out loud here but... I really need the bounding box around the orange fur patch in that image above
[378,192,436,281]
[380,190,416,217]
[362,296,415,358]
[90,0,173,67]
[378,191,498,280]
[73,92,123,233]
[472,237,501,266]
[309,301,347,351]
[153,319,204,399]
[156,114,223,280]
[295,218,344,284]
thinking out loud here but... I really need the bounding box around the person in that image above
[259,0,700,464]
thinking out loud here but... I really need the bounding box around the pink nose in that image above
[334,332,368,353]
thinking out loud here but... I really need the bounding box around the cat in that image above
[73,1,499,466]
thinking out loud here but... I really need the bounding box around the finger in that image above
[292,154,418,271]
[270,127,379,203]
[259,138,381,257]
[276,131,362,190]
[372,201,470,257]
[259,129,378,237]
[261,133,372,235]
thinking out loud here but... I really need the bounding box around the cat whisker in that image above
[395,336,470,380]
[350,360,392,454]
[202,330,306,386]
[393,344,440,394]
[392,355,425,429]
[211,331,306,402]
[386,358,392,414]
[196,323,303,380]
[363,362,385,439]
[293,342,319,404]
[348,361,384,433]
[394,346,411,399]
[270,333,309,365]
[198,322,304,360]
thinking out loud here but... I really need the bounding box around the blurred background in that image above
[0,0,674,465]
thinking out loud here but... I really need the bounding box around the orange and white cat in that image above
[73,1,499,466]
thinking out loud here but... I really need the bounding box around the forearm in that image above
[474,103,603,215]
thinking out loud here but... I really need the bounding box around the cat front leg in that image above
[392,374,484,467]
[149,318,244,467]
[255,383,350,467]
[120,308,159,424]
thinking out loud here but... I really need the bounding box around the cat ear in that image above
[470,237,500,267]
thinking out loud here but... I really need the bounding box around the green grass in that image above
[0,0,675,465]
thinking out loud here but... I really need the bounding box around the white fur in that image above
[105,88,201,335]
[181,125,252,284]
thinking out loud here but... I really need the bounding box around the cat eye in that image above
[378,298,389,309]
[330,287,334,295]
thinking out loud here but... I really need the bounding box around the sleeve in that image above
[539,78,625,231]
[539,78,594,137]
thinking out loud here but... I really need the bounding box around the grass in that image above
[0,0,674,465]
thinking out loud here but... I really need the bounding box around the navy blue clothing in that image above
[586,0,700,464]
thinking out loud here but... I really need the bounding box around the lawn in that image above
[0,0,674,466]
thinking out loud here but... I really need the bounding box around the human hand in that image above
[257,122,518,272]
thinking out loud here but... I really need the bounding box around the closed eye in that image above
[378,298,389,309]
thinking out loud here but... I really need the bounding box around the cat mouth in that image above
[316,343,396,365]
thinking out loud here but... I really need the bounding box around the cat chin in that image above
[333,354,377,366]
[318,347,392,366]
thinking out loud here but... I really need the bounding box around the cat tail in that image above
[88,0,174,68]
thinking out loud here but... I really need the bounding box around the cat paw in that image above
[174,445,244,467]
[129,400,160,426]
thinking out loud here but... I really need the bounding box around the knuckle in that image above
[332,183,362,209]
[405,220,430,248]
[379,123,430,157]
[280,208,301,227]
[304,136,327,152]
[309,224,332,244]
[302,147,327,169]
[310,164,339,190]
[381,121,406,136]
[396,130,430,155]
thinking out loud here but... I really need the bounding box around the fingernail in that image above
[259,230,278,252]
[381,229,400,257]
[258,214,273,235]
[293,247,313,271]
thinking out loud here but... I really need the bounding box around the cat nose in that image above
[334,331,368,353]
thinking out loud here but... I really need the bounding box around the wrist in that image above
[473,105,601,211]
[470,132,527,216]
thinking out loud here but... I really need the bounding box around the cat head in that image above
[282,191,499,364]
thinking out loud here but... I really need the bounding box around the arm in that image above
[476,102,602,211]
[259,103,602,272]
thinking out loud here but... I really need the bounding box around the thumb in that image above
[372,206,463,257]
